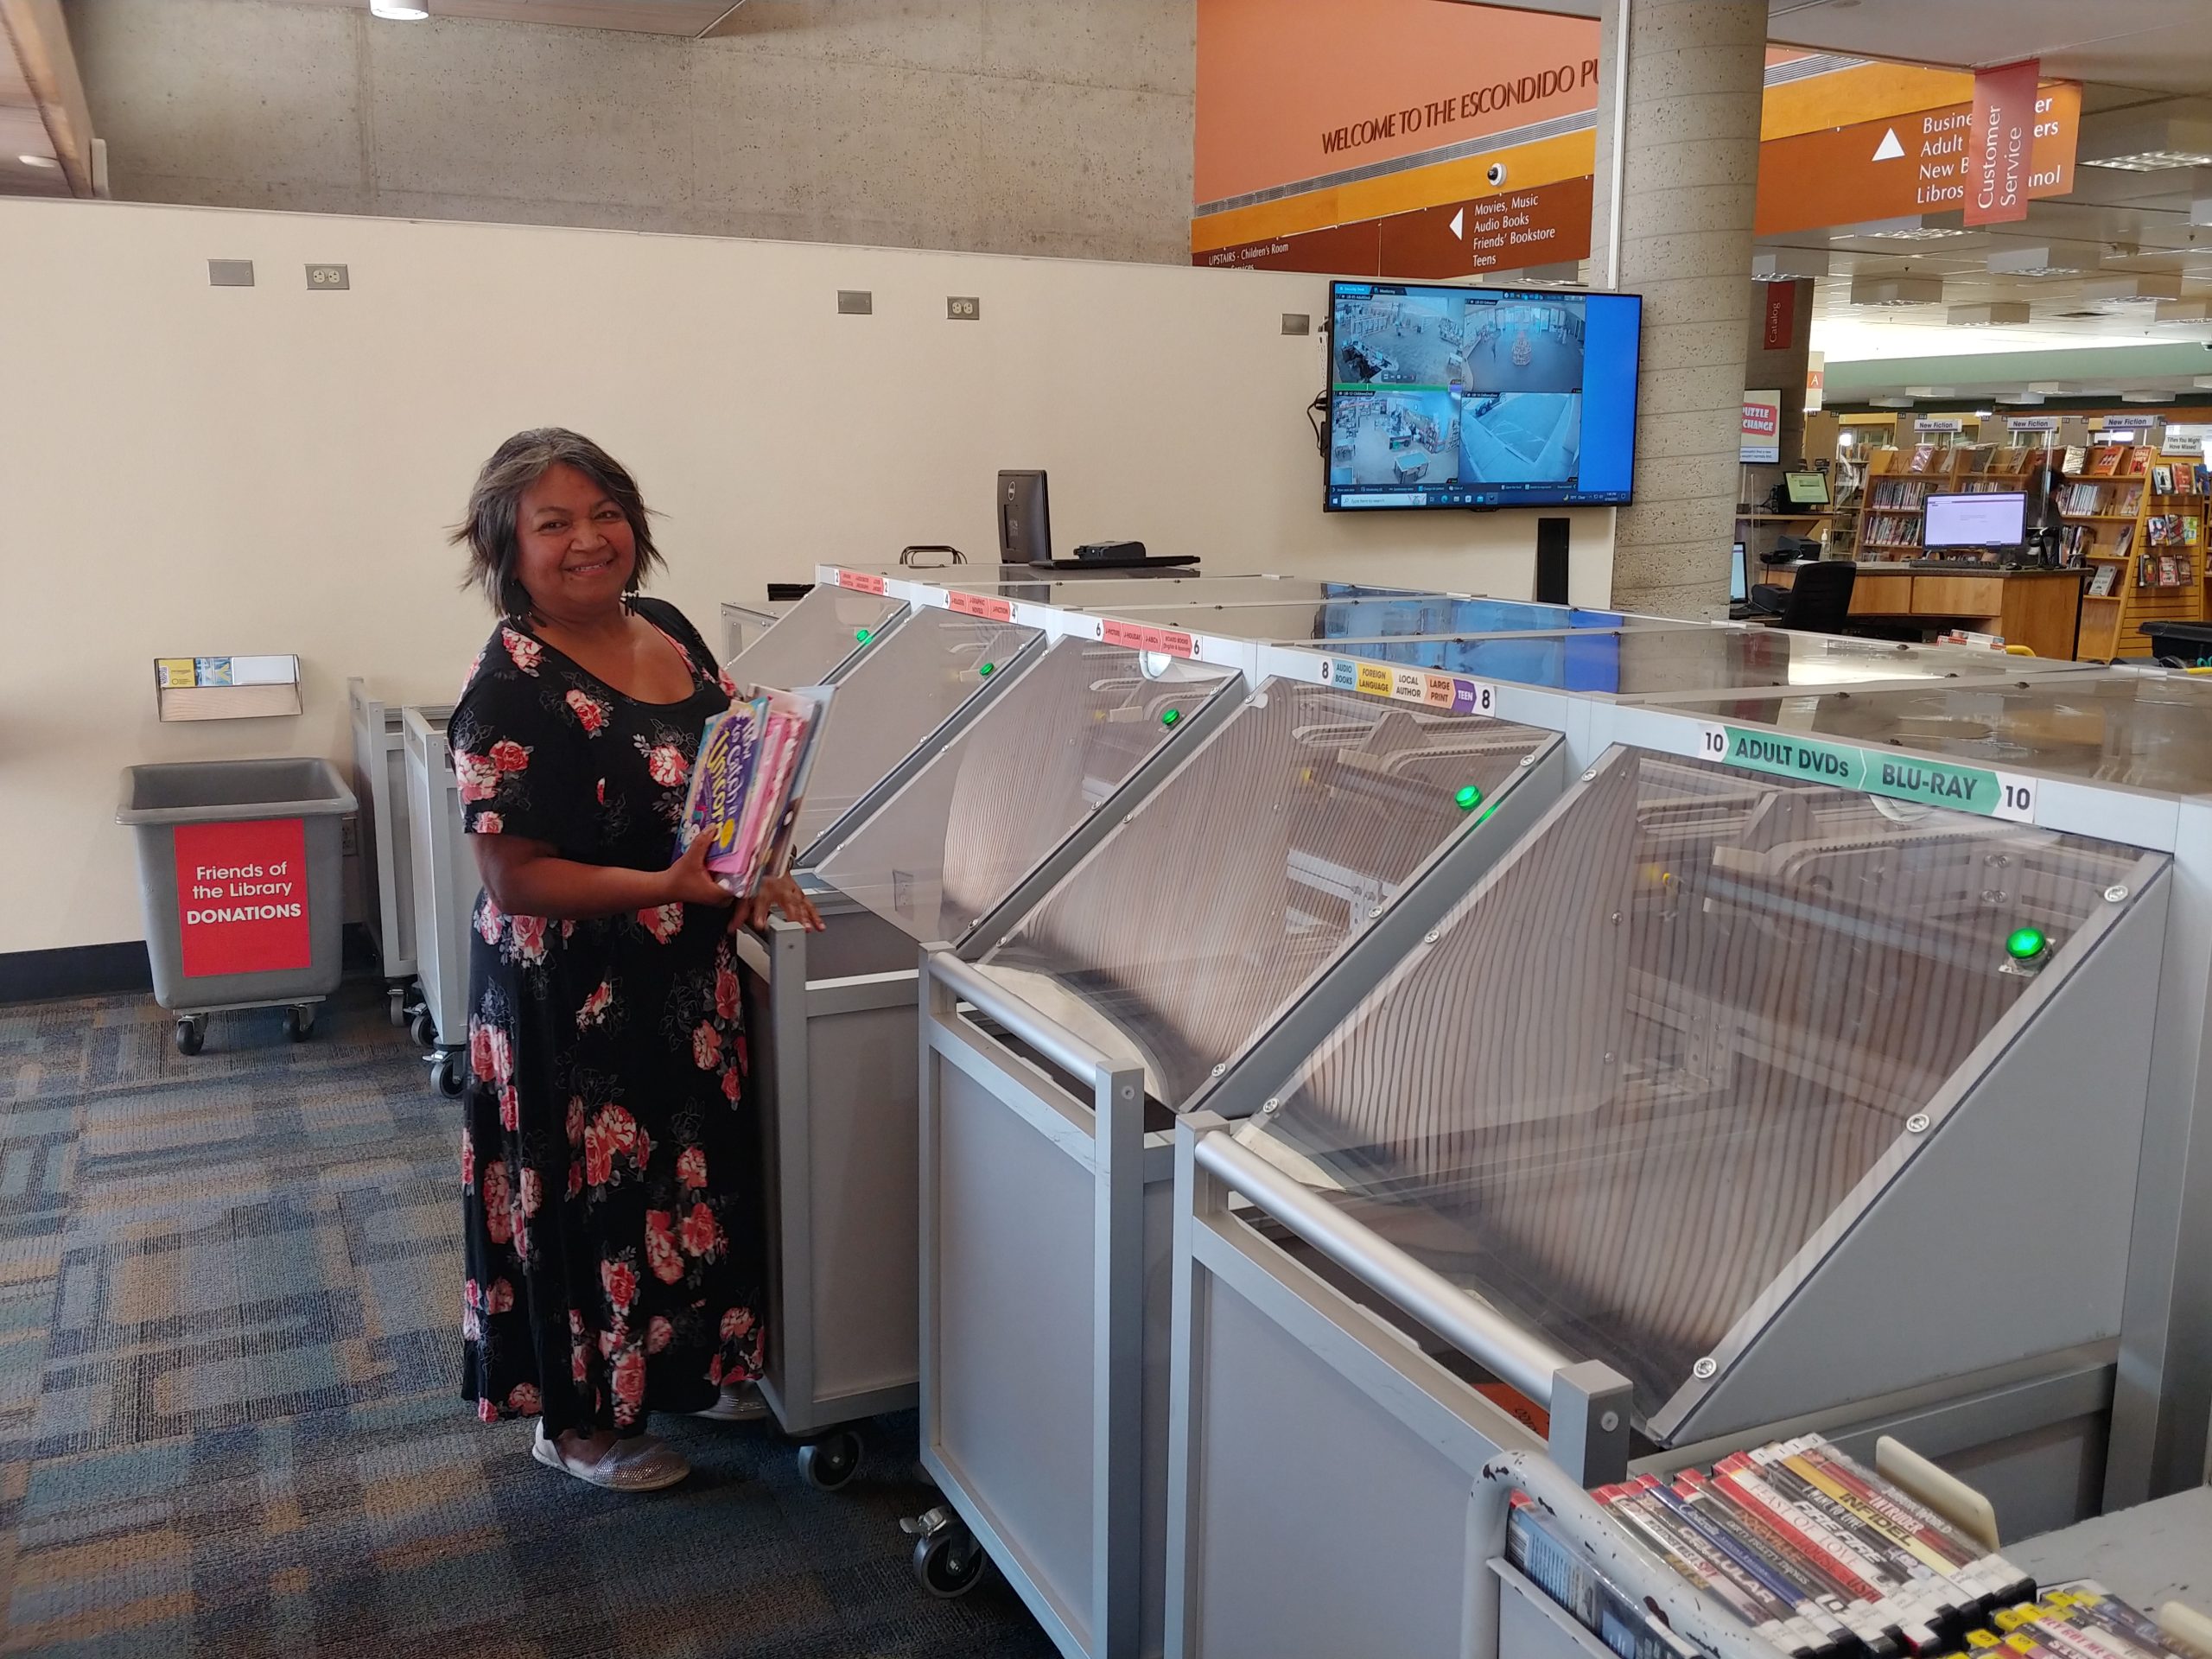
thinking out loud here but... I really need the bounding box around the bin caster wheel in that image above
[174,1018,205,1058]
[387,988,407,1028]
[901,1506,985,1599]
[430,1054,465,1099]
[410,1009,437,1048]
[797,1430,862,1491]
[287,1006,315,1042]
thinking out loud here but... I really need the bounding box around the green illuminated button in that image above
[2005,925,2050,963]
[978,662,995,677]
[1454,784,1483,811]
[855,628,873,645]
[1161,708,1180,728]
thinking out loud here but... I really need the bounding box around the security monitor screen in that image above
[1326,281,1643,511]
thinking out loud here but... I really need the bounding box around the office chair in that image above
[1775,559,1856,633]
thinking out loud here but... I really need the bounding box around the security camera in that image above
[1487,162,1508,187]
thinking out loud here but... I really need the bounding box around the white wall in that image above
[0,197,1614,955]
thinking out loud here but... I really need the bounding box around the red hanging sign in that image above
[174,817,311,977]
[1966,59,2040,226]
[1762,282,1797,351]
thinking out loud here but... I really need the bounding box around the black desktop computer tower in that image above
[998,471,1050,564]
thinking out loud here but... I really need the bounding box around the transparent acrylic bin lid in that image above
[726,584,906,692]
[970,681,1554,1108]
[1317,627,2079,698]
[1655,671,2212,798]
[793,609,1041,857]
[1238,746,2149,1425]
[1096,595,1645,643]
[816,640,1237,944]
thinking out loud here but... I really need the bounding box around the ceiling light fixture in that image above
[1948,302,2032,327]
[1869,396,1915,409]
[1996,391,2047,405]
[369,0,430,17]
[2082,273,2184,307]
[2120,391,2170,404]
[16,154,58,168]
[2084,149,2212,173]
[1986,243,2099,279]
[1849,274,1945,308]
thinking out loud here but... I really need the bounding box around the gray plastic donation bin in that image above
[118,756,357,1055]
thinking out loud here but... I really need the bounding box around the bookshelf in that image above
[2079,447,2209,658]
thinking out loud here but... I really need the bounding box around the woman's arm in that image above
[474,830,734,922]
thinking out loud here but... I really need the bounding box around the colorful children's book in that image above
[677,684,832,896]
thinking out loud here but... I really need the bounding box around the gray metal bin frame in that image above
[910,725,1571,1656]
[401,705,474,1097]
[735,644,1246,1492]
[348,678,421,1026]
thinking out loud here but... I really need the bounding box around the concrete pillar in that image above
[1588,0,1768,616]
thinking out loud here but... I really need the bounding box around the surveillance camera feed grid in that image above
[1327,283,1637,512]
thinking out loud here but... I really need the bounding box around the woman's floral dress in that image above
[449,596,765,1438]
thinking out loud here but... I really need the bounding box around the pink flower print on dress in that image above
[715,966,741,1023]
[582,1122,613,1189]
[486,1278,516,1315]
[676,1146,707,1188]
[645,1210,684,1284]
[501,627,543,676]
[454,751,500,803]
[489,739,531,774]
[720,1306,754,1342]
[475,896,504,944]
[639,904,684,944]
[505,1382,541,1415]
[508,914,548,965]
[639,738,688,788]
[611,1345,646,1422]
[679,1201,723,1260]
[691,1022,721,1071]
[646,1316,674,1354]
[601,1256,639,1316]
[460,1128,475,1190]
[565,1096,585,1147]
[718,668,741,697]
[469,1020,498,1086]
[564,688,610,734]
[597,1103,637,1154]
[576,979,614,1029]
[498,1081,519,1133]
[481,1160,512,1244]
[478,1398,499,1423]
[476,811,504,835]
[721,1065,741,1102]
[518,1166,543,1217]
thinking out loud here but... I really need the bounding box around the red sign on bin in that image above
[174,817,310,977]
[835,569,887,595]
[1099,619,1196,658]
[948,590,1014,622]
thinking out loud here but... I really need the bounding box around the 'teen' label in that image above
[1699,725,2035,822]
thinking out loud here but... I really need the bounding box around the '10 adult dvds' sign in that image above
[173,817,312,976]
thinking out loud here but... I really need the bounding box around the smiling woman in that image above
[444,428,822,1493]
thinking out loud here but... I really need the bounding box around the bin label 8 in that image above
[174,817,312,976]
[1696,724,2036,823]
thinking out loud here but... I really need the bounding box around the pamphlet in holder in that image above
[154,655,303,721]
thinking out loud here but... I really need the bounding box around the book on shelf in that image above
[2089,446,2126,476]
[1908,444,1937,474]
[2187,516,2203,544]
[2153,464,2174,493]
[2063,444,2088,475]
[2159,555,2183,588]
[2087,563,2119,597]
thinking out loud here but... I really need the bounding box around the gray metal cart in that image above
[347,678,422,1027]
[738,636,1241,1493]
[118,756,358,1054]
[907,681,1572,1638]
[400,705,474,1096]
[1157,741,2171,1656]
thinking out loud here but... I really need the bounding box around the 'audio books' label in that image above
[1698,724,2036,822]
[1325,658,1497,716]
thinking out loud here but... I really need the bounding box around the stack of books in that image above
[677,684,832,896]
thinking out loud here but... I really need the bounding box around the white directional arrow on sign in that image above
[1872,128,1905,161]
[1449,208,1464,240]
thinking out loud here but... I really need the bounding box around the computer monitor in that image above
[1923,491,2026,553]
[1784,471,1831,506]
[998,471,1050,563]
[1730,541,1749,605]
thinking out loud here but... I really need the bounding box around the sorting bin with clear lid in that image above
[907,681,1573,1648]
[1157,743,2171,1656]
[731,630,1236,1497]
[401,706,475,1096]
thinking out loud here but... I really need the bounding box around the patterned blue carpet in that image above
[0,982,1053,1657]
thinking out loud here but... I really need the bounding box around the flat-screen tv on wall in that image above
[1325,280,1643,512]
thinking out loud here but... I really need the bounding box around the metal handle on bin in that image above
[930,951,1127,1086]
[1478,1449,1792,1659]
[1195,1128,1574,1409]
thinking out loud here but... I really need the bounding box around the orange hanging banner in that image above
[1966,58,2041,226]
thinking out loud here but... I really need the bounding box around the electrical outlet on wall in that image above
[306,264,350,290]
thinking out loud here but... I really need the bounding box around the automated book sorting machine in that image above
[801,567,2212,1659]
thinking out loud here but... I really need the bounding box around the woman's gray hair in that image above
[452,428,665,617]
